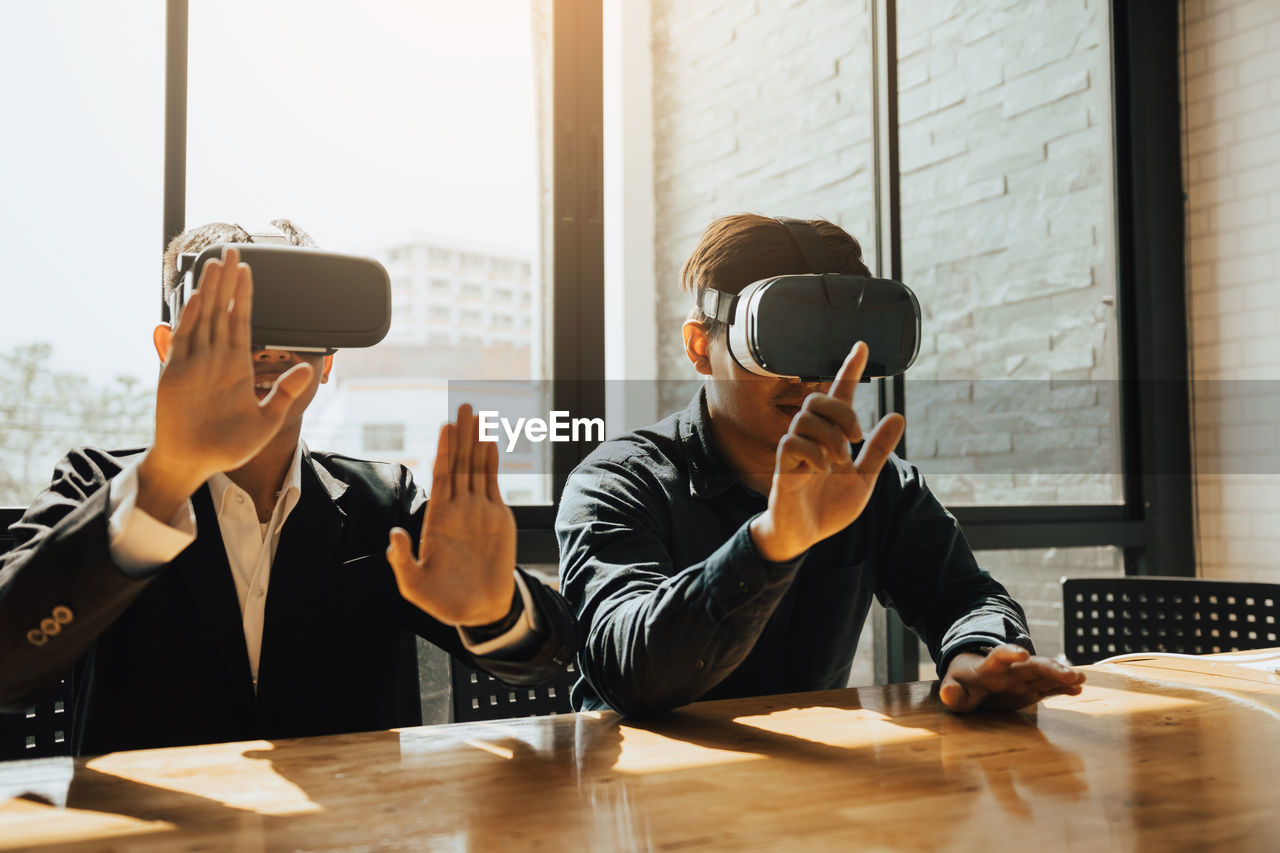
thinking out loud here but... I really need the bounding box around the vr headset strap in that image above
[698,287,737,324]
[775,216,839,273]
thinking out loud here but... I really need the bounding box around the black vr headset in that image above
[697,217,921,381]
[171,229,392,354]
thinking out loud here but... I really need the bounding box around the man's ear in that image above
[320,354,334,384]
[683,320,714,377]
[152,324,173,364]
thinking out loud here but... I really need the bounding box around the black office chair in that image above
[450,658,577,723]
[0,511,77,761]
[1061,576,1280,665]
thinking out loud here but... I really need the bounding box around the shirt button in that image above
[696,659,705,669]
[52,606,74,624]
[235,494,245,505]
[27,629,47,647]
[40,618,61,636]
[255,587,266,599]
[738,580,749,592]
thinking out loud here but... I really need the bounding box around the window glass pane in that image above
[0,3,164,507]
[913,546,1125,680]
[606,0,879,434]
[185,0,551,503]
[896,0,1123,506]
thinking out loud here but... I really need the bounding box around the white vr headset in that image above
[698,217,921,381]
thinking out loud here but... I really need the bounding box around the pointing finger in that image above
[828,341,868,405]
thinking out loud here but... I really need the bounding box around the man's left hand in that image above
[386,404,517,627]
[939,644,1085,712]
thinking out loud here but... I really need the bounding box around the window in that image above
[363,423,406,453]
[897,0,1122,507]
[184,0,561,505]
[0,2,164,507]
[608,0,1191,683]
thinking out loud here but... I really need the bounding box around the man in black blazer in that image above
[0,223,575,755]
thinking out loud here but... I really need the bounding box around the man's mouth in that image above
[773,401,803,418]
[254,374,282,393]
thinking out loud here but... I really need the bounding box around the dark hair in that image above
[681,214,872,337]
[161,219,316,301]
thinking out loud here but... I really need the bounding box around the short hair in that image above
[681,214,873,337]
[160,218,316,302]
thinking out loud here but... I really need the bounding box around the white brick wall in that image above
[1183,0,1280,585]
[895,0,1120,508]
[650,0,878,401]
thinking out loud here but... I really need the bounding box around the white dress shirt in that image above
[105,443,538,691]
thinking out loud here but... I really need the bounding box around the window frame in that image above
[870,0,1194,681]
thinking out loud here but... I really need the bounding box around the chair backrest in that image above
[450,658,577,723]
[0,682,74,761]
[0,508,76,761]
[1061,576,1280,665]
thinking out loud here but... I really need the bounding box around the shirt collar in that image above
[209,441,306,522]
[679,385,745,501]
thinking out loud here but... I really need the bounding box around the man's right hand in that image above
[136,247,315,520]
[749,342,906,563]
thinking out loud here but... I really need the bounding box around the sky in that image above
[1,0,541,387]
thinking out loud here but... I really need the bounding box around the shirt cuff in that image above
[936,617,1036,679]
[457,571,544,657]
[107,459,197,579]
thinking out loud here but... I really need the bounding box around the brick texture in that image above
[1183,0,1280,586]
[646,0,1128,674]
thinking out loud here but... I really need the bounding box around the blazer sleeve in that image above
[392,465,577,687]
[0,447,157,711]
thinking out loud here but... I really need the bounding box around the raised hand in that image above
[939,645,1086,712]
[138,247,316,519]
[386,404,517,627]
[749,341,906,563]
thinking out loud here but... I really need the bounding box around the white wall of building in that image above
[1183,0,1280,584]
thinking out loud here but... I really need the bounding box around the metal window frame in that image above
[869,0,1193,682]
[159,0,603,565]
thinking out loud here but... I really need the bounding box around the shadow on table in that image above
[623,681,1088,825]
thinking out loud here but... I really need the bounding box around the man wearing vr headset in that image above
[557,214,1084,717]
[0,220,575,755]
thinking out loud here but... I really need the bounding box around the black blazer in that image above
[0,446,576,755]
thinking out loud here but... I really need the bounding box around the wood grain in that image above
[2,654,1278,852]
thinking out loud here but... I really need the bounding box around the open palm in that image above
[387,404,517,627]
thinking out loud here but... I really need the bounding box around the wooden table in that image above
[2,653,1278,852]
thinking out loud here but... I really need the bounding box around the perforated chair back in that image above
[450,658,577,723]
[1061,576,1280,665]
[0,509,76,761]
[0,682,74,761]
